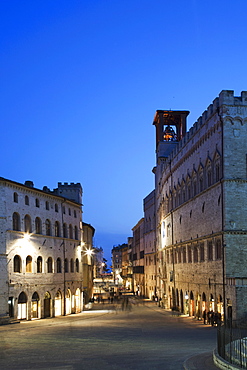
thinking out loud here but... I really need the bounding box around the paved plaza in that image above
[0,299,218,370]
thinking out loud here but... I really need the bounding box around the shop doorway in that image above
[65,289,71,315]
[31,292,39,319]
[17,292,27,320]
[44,291,51,318]
[55,290,62,316]
[75,288,81,313]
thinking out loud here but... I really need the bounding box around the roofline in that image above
[0,176,82,207]
[82,221,95,235]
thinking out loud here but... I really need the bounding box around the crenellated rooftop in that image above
[162,90,247,163]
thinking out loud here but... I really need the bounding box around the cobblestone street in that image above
[0,300,217,370]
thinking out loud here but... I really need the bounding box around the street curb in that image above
[183,351,218,370]
[213,349,242,370]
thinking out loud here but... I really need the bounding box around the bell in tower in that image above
[163,125,177,141]
[153,110,189,160]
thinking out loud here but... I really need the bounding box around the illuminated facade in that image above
[153,90,247,321]
[132,219,145,296]
[143,190,156,299]
[0,178,89,323]
[82,222,95,304]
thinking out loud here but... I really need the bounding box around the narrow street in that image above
[0,299,217,370]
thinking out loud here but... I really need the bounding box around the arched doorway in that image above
[184,291,189,315]
[189,291,194,316]
[180,290,184,313]
[55,290,62,316]
[176,289,179,311]
[171,287,176,310]
[17,292,27,319]
[195,293,201,319]
[75,288,81,313]
[217,295,223,314]
[44,291,51,318]
[202,292,206,313]
[209,294,215,311]
[31,292,40,319]
[65,289,71,315]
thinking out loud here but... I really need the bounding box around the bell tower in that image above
[153,110,189,160]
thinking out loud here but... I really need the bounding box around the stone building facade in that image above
[82,222,95,304]
[132,218,145,296]
[143,190,157,299]
[153,90,247,322]
[0,177,94,323]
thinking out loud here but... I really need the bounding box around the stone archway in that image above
[17,291,27,320]
[65,289,71,315]
[75,288,81,313]
[180,290,184,313]
[189,291,194,316]
[31,292,40,319]
[44,291,51,318]
[55,290,62,316]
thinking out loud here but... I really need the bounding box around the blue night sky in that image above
[1,0,247,262]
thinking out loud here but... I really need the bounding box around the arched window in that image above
[24,214,32,233]
[45,219,51,236]
[55,203,58,212]
[187,246,192,263]
[35,198,40,207]
[45,201,49,210]
[25,195,29,205]
[26,255,32,273]
[70,258,74,272]
[75,258,79,272]
[35,217,42,234]
[64,258,68,273]
[182,247,186,263]
[215,162,221,182]
[14,255,21,272]
[63,223,67,238]
[13,192,18,203]
[74,226,78,240]
[55,221,60,237]
[207,168,212,187]
[68,208,71,216]
[37,256,42,273]
[74,210,77,218]
[69,224,73,239]
[13,212,20,231]
[199,175,204,192]
[194,246,198,263]
[216,239,222,259]
[208,241,213,261]
[57,258,62,273]
[200,243,205,261]
[47,257,53,273]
